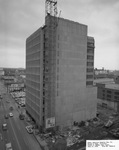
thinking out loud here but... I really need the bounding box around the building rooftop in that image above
[94,78,114,84]
[105,83,119,90]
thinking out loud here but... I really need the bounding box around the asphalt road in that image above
[0,81,42,150]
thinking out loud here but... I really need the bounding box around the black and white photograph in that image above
[0,0,119,150]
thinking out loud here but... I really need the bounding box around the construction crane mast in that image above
[45,0,58,17]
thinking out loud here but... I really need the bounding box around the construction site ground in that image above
[27,105,119,150]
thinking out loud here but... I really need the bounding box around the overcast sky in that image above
[0,0,119,70]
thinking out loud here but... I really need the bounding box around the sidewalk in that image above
[33,133,49,150]
[23,113,49,150]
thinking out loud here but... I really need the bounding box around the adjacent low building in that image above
[96,79,119,112]
[0,68,4,76]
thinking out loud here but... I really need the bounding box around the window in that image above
[87,68,93,72]
[86,75,93,79]
[86,81,93,86]
[87,49,94,54]
[107,90,112,94]
[87,42,94,47]
[58,35,60,40]
[115,92,119,95]
[87,62,93,66]
[102,103,107,108]
[57,59,59,64]
[57,67,59,72]
[87,55,94,60]
[107,94,111,98]
[114,96,119,100]
[57,51,59,56]
[43,99,45,104]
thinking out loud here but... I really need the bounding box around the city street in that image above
[0,81,42,150]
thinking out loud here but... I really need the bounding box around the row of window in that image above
[26,84,40,97]
[86,81,93,86]
[26,36,41,48]
[26,67,40,75]
[103,90,119,95]
[86,75,93,79]
[26,79,40,90]
[87,42,94,46]
[26,74,40,82]
[26,52,41,61]
[87,68,94,72]
[26,43,41,55]
[103,94,119,99]
[87,49,94,54]
[26,90,41,105]
[87,62,94,66]
[26,59,41,67]
[98,88,119,101]
[26,103,40,121]
[87,55,94,60]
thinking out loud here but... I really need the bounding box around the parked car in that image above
[9,112,13,117]
[19,113,25,120]
[4,114,9,119]
[21,104,25,107]
[2,123,7,131]
[26,117,31,122]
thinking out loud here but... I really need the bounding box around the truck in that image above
[5,142,13,150]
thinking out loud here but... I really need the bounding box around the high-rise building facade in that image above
[26,15,97,129]
[26,28,44,126]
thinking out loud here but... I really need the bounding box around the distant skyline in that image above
[0,0,119,70]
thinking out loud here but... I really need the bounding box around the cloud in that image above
[0,0,119,69]
[0,0,44,68]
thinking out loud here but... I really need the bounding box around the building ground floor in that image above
[98,98,119,113]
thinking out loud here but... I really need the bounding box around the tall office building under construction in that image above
[26,0,97,129]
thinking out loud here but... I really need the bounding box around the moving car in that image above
[9,106,13,111]
[26,126,33,134]
[2,123,7,131]
[4,114,9,119]
[9,112,13,117]
[5,142,13,150]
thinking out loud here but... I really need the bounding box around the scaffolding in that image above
[42,0,58,127]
